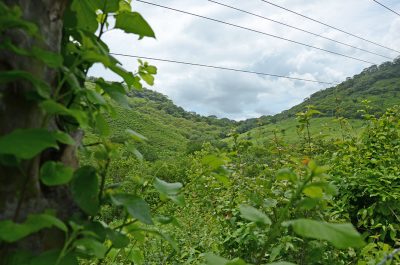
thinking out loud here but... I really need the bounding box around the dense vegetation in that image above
[1,0,400,265]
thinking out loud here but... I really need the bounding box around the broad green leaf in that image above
[239,205,271,225]
[108,64,140,88]
[71,0,98,32]
[144,65,157,75]
[40,100,88,126]
[0,129,58,159]
[126,129,147,142]
[118,0,131,12]
[276,168,297,182]
[89,0,120,12]
[95,113,110,137]
[106,229,130,248]
[40,161,74,186]
[31,47,63,68]
[302,186,323,198]
[0,70,50,98]
[0,39,62,68]
[74,238,107,258]
[111,194,153,225]
[71,166,99,216]
[125,142,143,160]
[139,72,154,86]
[0,213,67,242]
[53,131,76,145]
[115,12,155,39]
[86,89,107,105]
[204,253,228,265]
[127,248,144,265]
[154,178,182,196]
[204,253,247,265]
[201,155,225,170]
[0,6,38,35]
[154,178,185,206]
[289,219,365,248]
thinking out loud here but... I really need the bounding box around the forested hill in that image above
[89,57,400,151]
[84,82,237,161]
[236,58,400,133]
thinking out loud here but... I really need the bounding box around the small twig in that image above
[377,248,400,265]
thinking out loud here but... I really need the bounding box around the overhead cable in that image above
[209,0,394,60]
[259,0,400,54]
[110,52,340,85]
[372,0,400,17]
[136,0,376,65]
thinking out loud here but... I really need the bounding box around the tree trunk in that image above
[0,0,78,259]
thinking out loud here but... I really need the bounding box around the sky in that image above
[90,0,400,120]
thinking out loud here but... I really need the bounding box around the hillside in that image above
[87,58,400,152]
[236,58,400,134]
[84,83,236,161]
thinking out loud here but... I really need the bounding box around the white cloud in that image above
[89,0,400,120]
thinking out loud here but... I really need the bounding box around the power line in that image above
[373,0,400,17]
[110,52,340,85]
[136,0,376,65]
[209,0,394,61]
[259,0,400,54]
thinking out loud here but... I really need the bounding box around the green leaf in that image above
[31,47,63,68]
[154,178,182,196]
[95,113,110,137]
[86,89,107,105]
[154,178,185,206]
[96,80,130,107]
[40,100,88,126]
[204,253,228,265]
[0,70,50,98]
[276,168,297,182]
[302,186,323,198]
[0,39,62,68]
[139,72,154,86]
[204,253,247,265]
[106,229,130,248]
[115,12,155,39]
[126,129,147,142]
[71,0,98,32]
[125,142,144,160]
[71,166,99,216]
[239,205,271,225]
[288,219,365,249]
[53,131,76,145]
[40,161,74,186]
[127,248,144,265]
[145,65,157,75]
[0,129,58,159]
[74,238,107,258]
[89,0,120,12]
[111,194,153,225]
[108,64,140,89]
[0,213,67,242]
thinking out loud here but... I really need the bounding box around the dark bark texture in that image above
[0,0,79,260]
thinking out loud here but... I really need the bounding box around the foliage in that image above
[1,0,400,264]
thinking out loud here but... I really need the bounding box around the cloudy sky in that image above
[90,0,400,120]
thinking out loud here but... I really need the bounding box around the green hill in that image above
[86,58,400,155]
[84,83,236,161]
[235,58,400,137]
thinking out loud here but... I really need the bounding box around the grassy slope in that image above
[105,96,232,160]
[239,117,365,144]
[238,60,400,143]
